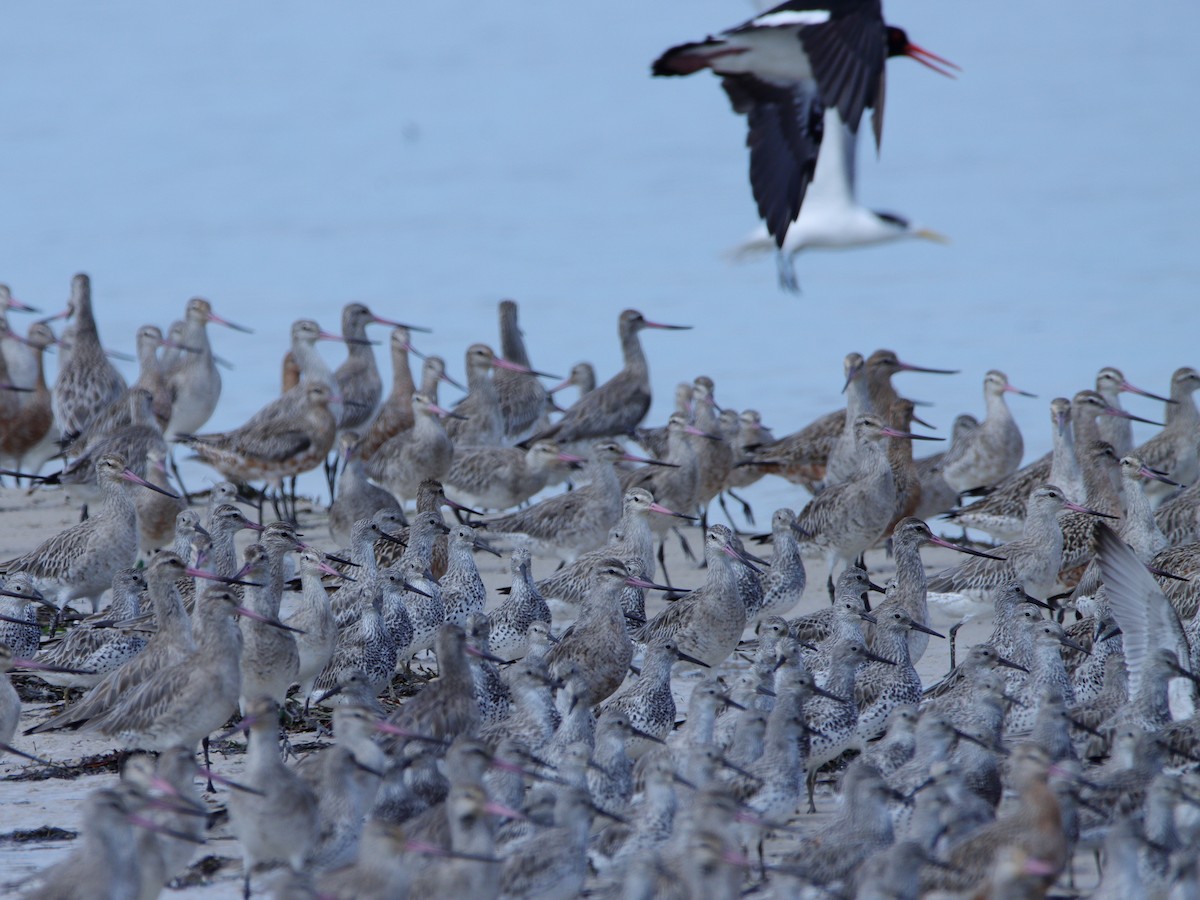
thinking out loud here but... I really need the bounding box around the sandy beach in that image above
[0,478,1042,898]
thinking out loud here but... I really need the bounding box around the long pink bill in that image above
[234,606,306,634]
[621,452,679,468]
[626,574,686,593]
[925,534,1007,561]
[442,496,485,517]
[195,765,264,795]
[465,643,508,665]
[1121,380,1173,403]
[428,401,468,421]
[37,308,71,324]
[1137,464,1182,487]
[4,295,39,313]
[648,501,696,521]
[12,656,96,676]
[684,423,723,441]
[119,468,179,499]
[880,427,944,442]
[896,358,958,375]
[317,561,356,581]
[642,319,691,330]
[373,314,431,333]
[439,369,466,391]
[1062,500,1119,519]
[207,311,254,333]
[723,543,769,570]
[184,565,263,589]
[1002,383,1038,398]
[493,357,560,380]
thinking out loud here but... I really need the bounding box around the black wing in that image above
[798,4,888,147]
[721,75,825,247]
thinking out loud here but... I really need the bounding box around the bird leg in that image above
[201,737,216,792]
[948,623,964,670]
[168,451,192,507]
[674,526,696,563]
[324,452,339,502]
[776,251,801,294]
[728,488,755,527]
[717,493,737,532]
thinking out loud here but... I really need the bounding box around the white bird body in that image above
[729,107,945,291]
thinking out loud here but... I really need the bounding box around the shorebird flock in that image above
[3,271,1200,899]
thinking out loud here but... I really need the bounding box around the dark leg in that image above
[948,622,964,671]
[718,492,737,531]
[727,488,755,526]
[168,451,193,507]
[806,769,818,814]
[324,452,339,502]
[202,736,216,792]
[674,526,695,563]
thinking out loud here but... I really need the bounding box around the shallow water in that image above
[0,0,1195,509]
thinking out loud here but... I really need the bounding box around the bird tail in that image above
[651,40,724,77]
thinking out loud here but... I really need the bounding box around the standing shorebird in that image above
[79,587,289,755]
[793,415,940,593]
[49,273,127,439]
[177,382,337,518]
[0,454,178,613]
[0,321,57,475]
[525,309,690,446]
[633,525,757,669]
[544,559,645,707]
[0,573,55,659]
[447,343,549,448]
[940,370,1035,493]
[928,485,1113,608]
[494,298,555,443]
[653,4,953,249]
[444,440,581,512]
[164,296,252,438]
[333,302,428,432]
[286,549,340,702]
[227,696,320,898]
[0,286,40,392]
[21,788,148,900]
[1094,366,1172,457]
[328,431,405,546]
[366,393,458,504]
[31,568,149,692]
[484,441,676,563]
[1133,366,1200,502]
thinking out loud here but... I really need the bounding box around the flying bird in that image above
[653,1,956,266]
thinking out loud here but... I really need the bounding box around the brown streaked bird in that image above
[525,308,690,446]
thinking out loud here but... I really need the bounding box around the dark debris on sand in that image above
[0,826,78,843]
